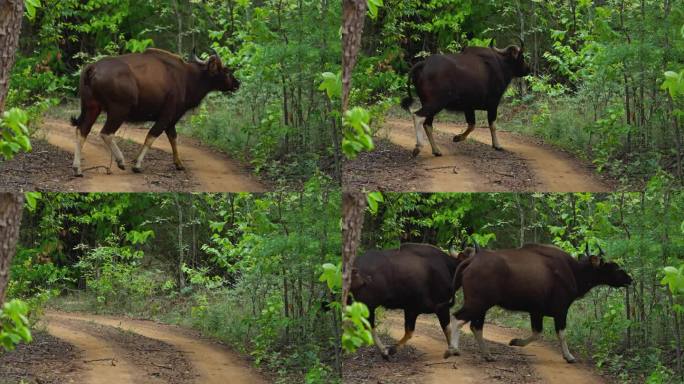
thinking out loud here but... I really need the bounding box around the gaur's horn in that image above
[191,48,206,65]
[460,237,468,250]
[472,238,480,253]
[491,45,508,55]
[597,244,605,256]
[516,36,525,51]
[449,245,458,258]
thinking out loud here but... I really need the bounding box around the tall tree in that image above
[0,0,23,112]
[0,192,24,305]
[342,0,367,111]
[341,192,365,306]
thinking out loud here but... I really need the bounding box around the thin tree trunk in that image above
[0,193,24,305]
[173,0,183,53]
[342,192,366,306]
[342,0,367,111]
[0,0,23,112]
[175,195,185,290]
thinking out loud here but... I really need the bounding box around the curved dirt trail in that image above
[382,119,608,192]
[45,311,267,384]
[45,318,140,384]
[380,119,486,192]
[383,310,605,384]
[41,118,263,192]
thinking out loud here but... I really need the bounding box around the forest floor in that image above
[344,118,613,192]
[343,310,609,384]
[0,118,264,192]
[0,311,267,384]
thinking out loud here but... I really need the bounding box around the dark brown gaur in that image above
[401,38,530,156]
[444,242,632,363]
[350,242,473,359]
[70,48,239,176]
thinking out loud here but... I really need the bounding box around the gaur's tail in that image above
[70,66,95,127]
[439,258,473,309]
[400,61,425,111]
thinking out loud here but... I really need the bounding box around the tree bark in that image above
[342,0,367,112]
[0,0,23,113]
[0,193,24,305]
[341,192,365,306]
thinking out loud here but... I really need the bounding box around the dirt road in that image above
[344,118,610,192]
[41,311,267,384]
[37,119,263,192]
[345,310,606,384]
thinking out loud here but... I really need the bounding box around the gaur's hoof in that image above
[453,135,465,142]
[509,338,523,346]
[564,356,577,364]
[388,346,398,356]
[116,161,126,170]
[484,355,496,362]
[432,151,443,157]
[493,145,503,151]
[73,168,83,177]
[411,147,421,158]
[175,163,185,171]
[443,349,459,359]
[381,352,390,361]
[132,167,142,173]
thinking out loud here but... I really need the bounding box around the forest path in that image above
[40,118,263,192]
[380,119,608,192]
[44,311,267,384]
[381,310,605,384]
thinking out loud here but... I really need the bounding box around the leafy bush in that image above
[74,234,163,311]
[0,300,32,351]
[0,108,32,160]
[7,246,72,299]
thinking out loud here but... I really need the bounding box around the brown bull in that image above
[401,39,530,156]
[444,243,632,363]
[351,242,473,359]
[70,48,239,176]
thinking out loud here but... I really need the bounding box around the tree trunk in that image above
[342,192,366,306]
[0,193,24,305]
[174,195,185,290]
[0,0,23,112]
[342,0,367,112]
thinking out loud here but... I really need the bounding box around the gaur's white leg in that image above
[443,318,466,358]
[133,134,158,173]
[100,133,126,170]
[72,128,86,177]
[424,122,442,156]
[371,328,390,359]
[412,114,427,157]
[557,330,576,363]
[389,330,414,355]
[453,123,475,142]
[509,331,541,347]
[489,121,502,150]
[472,325,494,362]
[168,136,185,170]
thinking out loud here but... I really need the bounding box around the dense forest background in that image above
[4,0,341,184]
[358,186,684,383]
[3,181,341,382]
[351,0,684,187]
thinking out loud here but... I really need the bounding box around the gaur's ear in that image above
[208,56,221,75]
[462,247,476,259]
[507,46,521,60]
[590,255,601,267]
